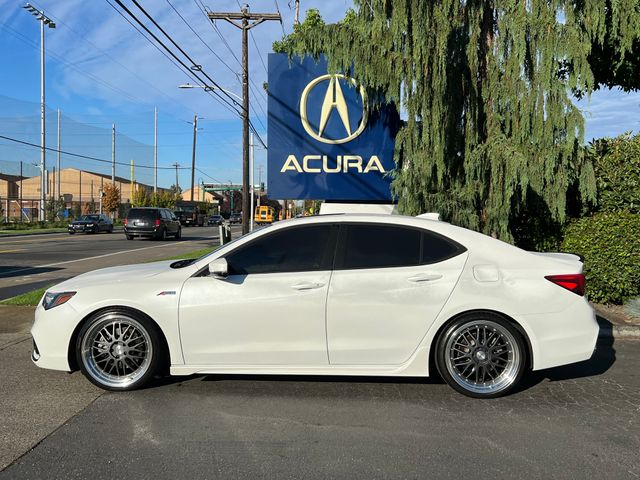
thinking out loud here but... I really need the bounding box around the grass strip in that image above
[0,286,51,306]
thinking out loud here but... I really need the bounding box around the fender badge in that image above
[157,291,176,296]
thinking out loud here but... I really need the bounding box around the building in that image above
[1,168,169,220]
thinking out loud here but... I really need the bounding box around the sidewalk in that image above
[1,303,638,338]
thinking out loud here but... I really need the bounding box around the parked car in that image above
[68,214,113,234]
[229,212,242,224]
[31,213,598,398]
[123,207,181,241]
[207,214,224,226]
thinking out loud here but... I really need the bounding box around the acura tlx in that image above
[31,213,598,398]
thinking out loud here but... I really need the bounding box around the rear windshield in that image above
[127,209,158,220]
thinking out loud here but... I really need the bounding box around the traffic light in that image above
[260,182,265,192]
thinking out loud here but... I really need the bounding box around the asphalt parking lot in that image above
[1,318,638,479]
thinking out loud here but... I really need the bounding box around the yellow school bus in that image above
[254,205,276,225]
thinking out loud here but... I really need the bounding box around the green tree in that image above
[131,186,150,207]
[275,3,640,243]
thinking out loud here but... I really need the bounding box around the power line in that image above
[165,0,237,77]
[107,0,243,118]
[33,7,195,114]
[126,0,244,112]
[0,134,190,170]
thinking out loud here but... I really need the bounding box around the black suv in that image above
[124,207,181,240]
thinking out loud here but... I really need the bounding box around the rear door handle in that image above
[291,282,325,290]
[407,273,443,283]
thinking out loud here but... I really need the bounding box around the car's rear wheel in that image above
[157,228,167,241]
[76,310,163,391]
[435,312,526,398]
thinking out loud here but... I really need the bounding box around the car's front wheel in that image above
[174,227,181,240]
[76,309,163,391]
[435,312,526,398]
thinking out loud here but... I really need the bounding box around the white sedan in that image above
[31,213,599,398]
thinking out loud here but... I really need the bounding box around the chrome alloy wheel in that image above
[80,313,153,389]
[443,320,521,395]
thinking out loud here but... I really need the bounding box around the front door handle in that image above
[407,273,443,283]
[291,282,325,290]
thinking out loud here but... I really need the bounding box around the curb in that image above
[600,324,640,339]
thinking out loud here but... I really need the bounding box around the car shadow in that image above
[0,266,63,278]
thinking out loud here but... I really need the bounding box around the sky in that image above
[0,0,639,189]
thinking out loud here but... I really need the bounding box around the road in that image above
[0,226,241,300]
[0,311,638,479]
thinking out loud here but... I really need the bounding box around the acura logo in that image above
[299,74,368,145]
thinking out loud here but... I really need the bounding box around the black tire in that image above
[174,227,182,240]
[158,228,167,241]
[108,226,113,234]
[76,309,165,391]
[126,234,134,240]
[68,231,75,235]
[434,312,527,399]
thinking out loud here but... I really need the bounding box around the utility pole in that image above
[56,108,61,201]
[153,107,158,195]
[19,161,23,222]
[172,163,180,192]
[79,170,82,214]
[189,114,199,202]
[23,4,55,221]
[111,124,116,184]
[208,6,281,234]
[257,164,264,207]
[249,131,254,231]
[294,0,300,25]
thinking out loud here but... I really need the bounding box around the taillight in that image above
[545,274,585,296]
[155,219,161,226]
[124,218,128,225]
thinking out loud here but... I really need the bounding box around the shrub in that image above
[589,133,640,213]
[562,212,640,304]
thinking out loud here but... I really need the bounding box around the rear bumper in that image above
[124,226,160,237]
[517,298,599,371]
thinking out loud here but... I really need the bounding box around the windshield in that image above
[79,215,99,222]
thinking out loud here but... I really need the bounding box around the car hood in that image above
[50,261,185,291]
[70,221,95,225]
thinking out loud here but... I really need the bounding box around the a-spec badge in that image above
[157,291,176,296]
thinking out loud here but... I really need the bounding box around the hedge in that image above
[562,212,640,304]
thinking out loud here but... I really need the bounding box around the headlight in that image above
[42,291,76,310]
[86,223,94,227]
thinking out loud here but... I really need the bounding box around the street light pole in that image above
[23,3,55,221]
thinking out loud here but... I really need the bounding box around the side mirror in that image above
[208,258,228,277]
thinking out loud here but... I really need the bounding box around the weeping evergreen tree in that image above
[273,2,640,245]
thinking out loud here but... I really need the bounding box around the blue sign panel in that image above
[267,54,399,201]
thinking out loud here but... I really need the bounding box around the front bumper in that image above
[31,301,80,372]
[68,225,96,233]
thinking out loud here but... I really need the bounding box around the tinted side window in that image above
[341,224,421,269]
[421,231,463,264]
[226,225,336,275]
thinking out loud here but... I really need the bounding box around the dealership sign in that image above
[267,54,399,201]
